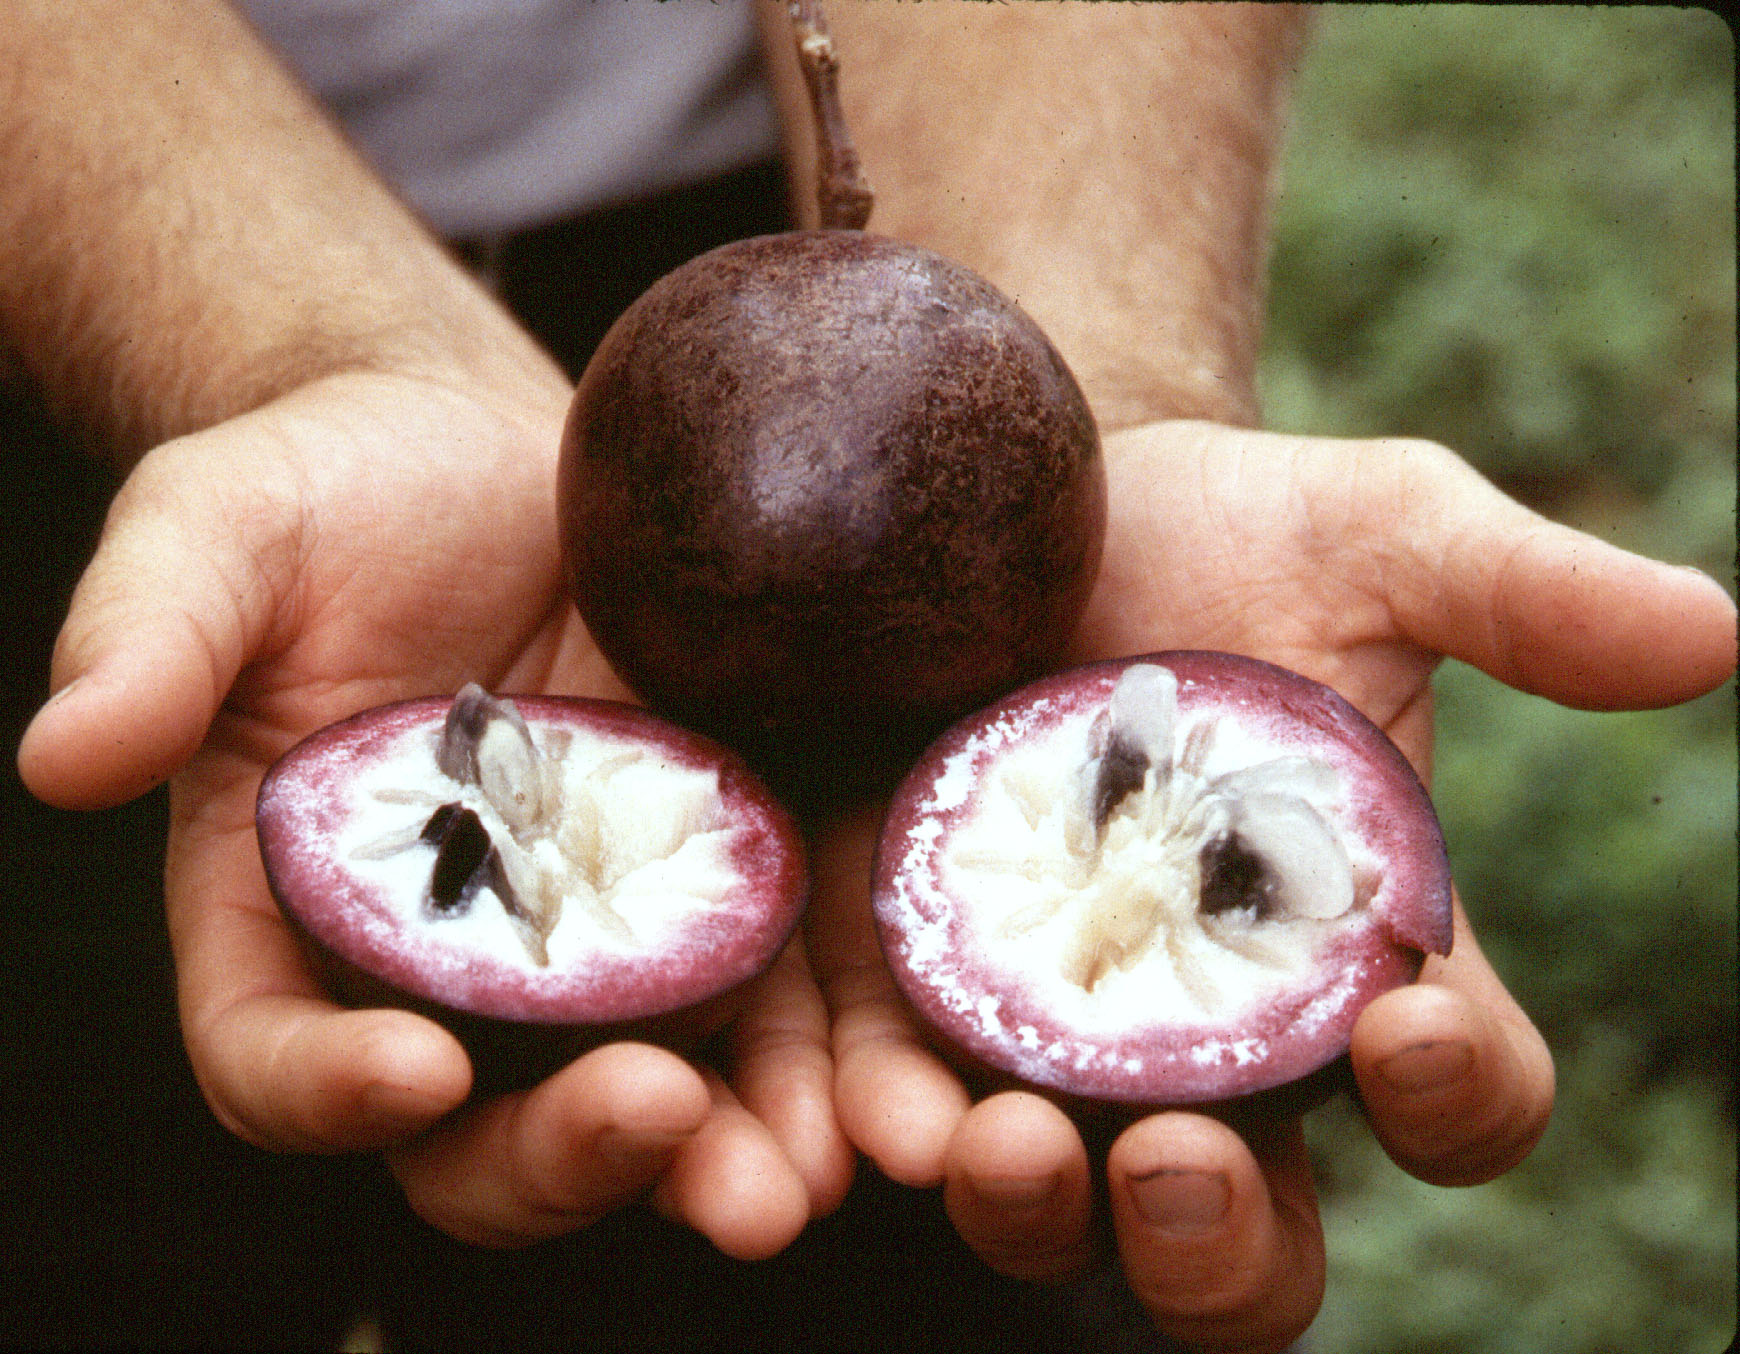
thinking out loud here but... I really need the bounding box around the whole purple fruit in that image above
[872,652,1455,1112]
[558,230,1105,805]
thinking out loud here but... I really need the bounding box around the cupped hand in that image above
[809,419,1737,1353]
[17,369,852,1258]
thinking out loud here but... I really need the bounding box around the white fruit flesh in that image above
[341,690,740,970]
[936,665,1380,1027]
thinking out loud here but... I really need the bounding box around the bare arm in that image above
[0,0,562,461]
[762,0,1309,429]
[761,7,1733,1353]
[9,0,846,1261]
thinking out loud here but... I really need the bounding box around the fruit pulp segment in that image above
[339,714,739,969]
[935,665,1381,1027]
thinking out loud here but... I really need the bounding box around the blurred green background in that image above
[1258,8,1736,1353]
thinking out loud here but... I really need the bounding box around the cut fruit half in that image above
[256,686,807,1079]
[871,653,1454,1108]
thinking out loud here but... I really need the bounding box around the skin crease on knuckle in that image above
[387,1080,659,1250]
[1117,1210,1320,1354]
[1128,1236,1323,1354]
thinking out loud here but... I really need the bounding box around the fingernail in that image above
[966,1170,1061,1212]
[25,677,87,736]
[1127,1168,1230,1235]
[44,676,85,707]
[1378,1038,1475,1094]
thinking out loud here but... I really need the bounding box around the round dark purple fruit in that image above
[557,230,1105,805]
[871,652,1455,1111]
[256,685,807,1087]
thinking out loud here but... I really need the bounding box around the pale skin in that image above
[9,3,1735,1353]
[787,5,1733,1350]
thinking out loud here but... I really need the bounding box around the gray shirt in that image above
[239,0,780,236]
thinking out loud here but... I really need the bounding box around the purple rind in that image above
[871,651,1454,1109]
[558,230,1106,811]
[256,693,808,1065]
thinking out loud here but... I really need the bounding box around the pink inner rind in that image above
[871,651,1454,1106]
[256,694,807,1027]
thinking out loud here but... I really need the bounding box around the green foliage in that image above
[1261,8,1737,1351]
[1434,666,1736,1082]
[1262,5,1735,532]
[1304,1046,1736,1354]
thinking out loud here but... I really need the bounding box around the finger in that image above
[729,940,857,1217]
[808,802,972,1186]
[167,801,473,1152]
[830,972,970,1187]
[389,1042,714,1248]
[193,992,474,1154]
[1351,903,1555,1187]
[16,434,298,809]
[1108,1114,1325,1354]
[1370,438,1736,710]
[650,1071,814,1262]
[942,1092,1095,1283]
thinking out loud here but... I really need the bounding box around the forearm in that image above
[763,1,1309,430]
[0,0,561,463]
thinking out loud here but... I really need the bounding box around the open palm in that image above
[19,370,849,1259]
[810,418,1736,1354]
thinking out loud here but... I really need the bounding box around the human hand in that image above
[17,369,852,1258]
[808,419,1737,1353]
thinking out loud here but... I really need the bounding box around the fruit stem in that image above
[789,0,874,230]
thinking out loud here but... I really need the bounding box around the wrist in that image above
[792,1,1305,437]
[0,0,566,464]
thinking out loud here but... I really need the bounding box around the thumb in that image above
[17,435,297,809]
[1375,440,1735,711]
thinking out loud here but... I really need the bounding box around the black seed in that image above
[1092,735,1150,832]
[419,801,463,844]
[425,804,493,916]
[1198,832,1278,918]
